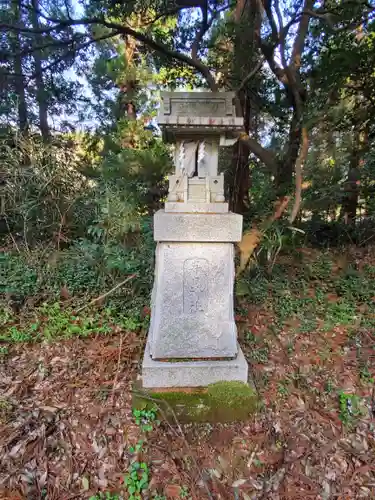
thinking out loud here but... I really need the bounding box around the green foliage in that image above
[1,252,40,297]
[124,461,149,500]
[256,225,304,271]
[338,392,363,428]
[236,251,375,337]
[0,346,9,357]
[0,397,13,423]
[0,302,123,343]
[132,407,159,432]
[1,218,155,316]
[0,300,149,344]
[334,267,375,302]
[359,363,374,385]
[2,135,93,245]
[245,332,269,364]
[89,493,121,500]
[179,486,190,498]
[236,271,269,303]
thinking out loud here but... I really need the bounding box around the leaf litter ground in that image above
[1,246,375,499]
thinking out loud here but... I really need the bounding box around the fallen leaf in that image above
[81,476,89,491]
[237,228,262,274]
[208,468,221,479]
[218,455,230,473]
[232,479,247,488]
[164,484,181,498]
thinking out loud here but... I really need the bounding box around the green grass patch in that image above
[0,302,145,343]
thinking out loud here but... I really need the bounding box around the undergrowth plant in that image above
[89,493,121,500]
[338,391,364,428]
[0,302,146,343]
[124,461,149,500]
[123,407,160,499]
[88,407,160,500]
[237,253,375,337]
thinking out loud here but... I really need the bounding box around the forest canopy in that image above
[1,0,375,237]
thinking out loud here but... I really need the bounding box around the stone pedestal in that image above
[142,210,248,388]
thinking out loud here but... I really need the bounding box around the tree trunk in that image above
[229,134,251,214]
[341,126,368,224]
[228,0,260,214]
[276,112,301,194]
[11,0,28,133]
[31,0,49,141]
[117,35,138,147]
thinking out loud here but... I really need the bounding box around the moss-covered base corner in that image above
[132,380,259,423]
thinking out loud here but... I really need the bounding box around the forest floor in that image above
[1,246,375,500]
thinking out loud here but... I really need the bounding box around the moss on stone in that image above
[133,381,258,423]
[206,381,257,421]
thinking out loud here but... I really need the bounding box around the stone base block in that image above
[165,202,229,213]
[142,341,248,388]
[153,210,243,242]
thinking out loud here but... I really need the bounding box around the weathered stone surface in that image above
[167,172,225,204]
[141,90,248,389]
[158,92,243,143]
[142,341,248,388]
[159,91,238,119]
[165,202,229,213]
[153,210,243,242]
[148,242,238,359]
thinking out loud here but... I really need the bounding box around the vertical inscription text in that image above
[183,258,209,313]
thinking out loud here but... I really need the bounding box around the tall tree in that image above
[30,0,49,139]
[1,0,29,131]
[12,0,28,132]
[3,0,375,215]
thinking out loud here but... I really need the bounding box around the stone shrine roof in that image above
[158,91,243,141]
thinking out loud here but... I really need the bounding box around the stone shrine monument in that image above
[142,91,248,388]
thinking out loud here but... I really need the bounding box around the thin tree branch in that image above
[191,3,228,62]
[7,32,119,81]
[6,33,87,59]
[75,274,136,314]
[237,56,265,92]
[274,0,287,68]
[2,15,218,90]
[290,0,315,69]
[263,0,279,43]
[142,7,182,25]
[239,132,277,170]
